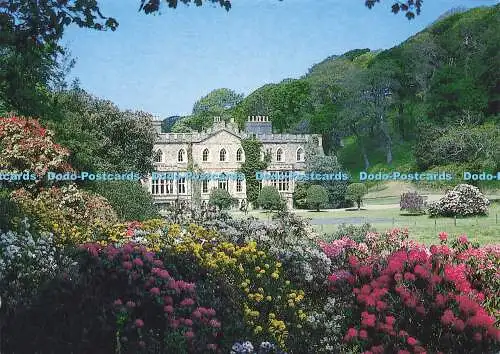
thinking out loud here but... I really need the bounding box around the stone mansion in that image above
[142,116,324,211]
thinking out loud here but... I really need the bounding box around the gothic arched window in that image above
[154,149,163,163]
[296,147,304,162]
[236,148,243,162]
[202,148,209,162]
[178,149,186,162]
[276,148,283,162]
[219,148,227,162]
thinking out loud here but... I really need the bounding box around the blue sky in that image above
[63,0,498,118]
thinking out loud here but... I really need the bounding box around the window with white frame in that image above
[151,179,160,195]
[236,179,242,192]
[152,179,174,195]
[276,148,283,162]
[270,172,290,191]
[218,174,228,190]
[165,179,174,194]
[296,147,304,162]
[236,148,243,162]
[177,178,186,194]
[219,148,226,162]
[178,149,186,162]
[202,180,209,193]
[202,148,209,162]
[218,180,228,190]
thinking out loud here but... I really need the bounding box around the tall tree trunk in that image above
[354,130,370,170]
[386,141,393,164]
[379,115,393,164]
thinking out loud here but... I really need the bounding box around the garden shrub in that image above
[327,223,375,243]
[209,187,236,210]
[230,341,287,353]
[400,191,426,214]
[324,231,500,354]
[87,180,160,221]
[292,182,308,209]
[428,184,490,217]
[0,219,76,312]
[10,184,118,245]
[193,209,333,290]
[258,186,286,212]
[346,183,368,210]
[306,185,329,211]
[0,115,72,185]
[3,241,222,353]
[0,188,23,232]
[163,224,309,352]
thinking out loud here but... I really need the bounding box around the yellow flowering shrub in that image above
[165,223,308,349]
[10,184,117,246]
[87,218,170,253]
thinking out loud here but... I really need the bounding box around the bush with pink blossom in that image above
[2,241,221,353]
[326,230,500,353]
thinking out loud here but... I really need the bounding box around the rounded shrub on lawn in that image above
[428,184,490,217]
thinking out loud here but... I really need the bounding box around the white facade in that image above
[142,116,323,211]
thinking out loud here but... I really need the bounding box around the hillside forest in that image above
[170,5,500,180]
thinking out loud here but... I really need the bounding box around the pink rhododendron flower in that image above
[407,337,417,346]
[133,257,144,267]
[438,232,448,241]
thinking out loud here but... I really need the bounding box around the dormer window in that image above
[276,148,283,162]
[296,147,304,162]
[219,148,227,162]
[178,149,186,162]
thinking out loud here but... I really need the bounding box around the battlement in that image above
[247,115,270,122]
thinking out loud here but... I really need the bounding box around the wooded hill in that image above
[172,5,499,179]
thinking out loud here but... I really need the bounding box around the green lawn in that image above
[231,202,500,245]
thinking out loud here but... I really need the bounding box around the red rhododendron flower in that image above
[133,257,144,267]
[370,345,385,353]
[359,329,368,339]
[376,300,387,311]
[386,316,396,326]
[441,309,456,326]
[404,272,416,281]
[407,337,418,346]
[361,311,377,327]
[134,319,144,328]
[349,255,360,267]
[438,232,448,241]
[150,287,160,295]
[454,319,465,332]
[180,298,195,307]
